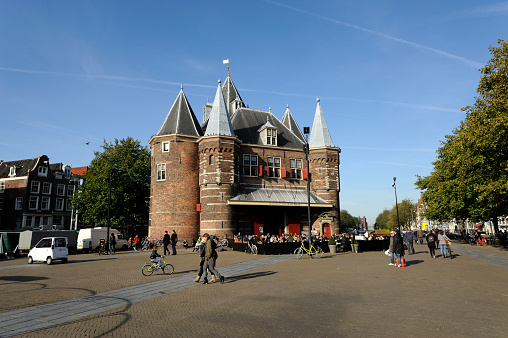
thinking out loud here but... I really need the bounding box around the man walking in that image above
[163,231,171,256]
[171,230,178,255]
[200,233,225,284]
[404,230,416,255]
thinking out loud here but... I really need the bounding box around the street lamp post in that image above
[392,177,400,230]
[106,159,113,254]
[304,127,311,248]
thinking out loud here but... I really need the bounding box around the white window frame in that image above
[157,163,166,181]
[56,198,64,211]
[31,181,40,194]
[41,196,50,210]
[38,167,48,177]
[15,197,23,210]
[57,184,65,196]
[243,154,258,176]
[290,159,303,179]
[67,185,75,196]
[267,157,281,178]
[29,196,39,210]
[266,128,277,145]
[162,142,170,152]
[42,182,52,195]
[66,199,72,211]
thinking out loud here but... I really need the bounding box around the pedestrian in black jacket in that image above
[392,228,405,267]
[163,231,171,255]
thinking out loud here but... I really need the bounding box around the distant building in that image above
[148,75,341,240]
[0,155,86,230]
[359,216,368,231]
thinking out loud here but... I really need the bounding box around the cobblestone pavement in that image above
[1,243,508,338]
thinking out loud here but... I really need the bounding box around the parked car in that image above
[27,237,68,265]
[445,232,459,239]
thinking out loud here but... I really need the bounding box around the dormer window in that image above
[257,116,278,146]
[64,166,71,179]
[9,166,17,177]
[266,128,277,145]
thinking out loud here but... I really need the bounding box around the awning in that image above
[228,187,333,208]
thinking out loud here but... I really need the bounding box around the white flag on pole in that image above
[223,59,229,64]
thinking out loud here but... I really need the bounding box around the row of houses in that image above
[0,155,87,230]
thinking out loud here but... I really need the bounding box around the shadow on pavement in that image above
[0,275,49,282]
[405,259,425,266]
[224,271,276,283]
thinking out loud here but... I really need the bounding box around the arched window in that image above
[209,155,214,165]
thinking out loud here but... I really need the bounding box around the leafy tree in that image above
[375,209,391,229]
[339,210,359,231]
[416,40,508,243]
[73,137,150,232]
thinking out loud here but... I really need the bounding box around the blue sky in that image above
[1,1,506,225]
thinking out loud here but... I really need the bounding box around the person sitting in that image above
[150,246,163,268]
[182,239,189,249]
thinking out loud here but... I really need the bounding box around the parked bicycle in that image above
[141,259,174,276]
[246,241,258,255]
[294,241,323,259]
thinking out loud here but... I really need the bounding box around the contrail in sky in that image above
[263,0,483,69]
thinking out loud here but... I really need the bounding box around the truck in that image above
[18,230,78,255]
[77,227,128,253]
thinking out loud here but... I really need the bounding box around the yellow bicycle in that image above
[294,241,323,259]
[141,259,174,276]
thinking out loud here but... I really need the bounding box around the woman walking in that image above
[198,233,225,285]
[438,230,451,258]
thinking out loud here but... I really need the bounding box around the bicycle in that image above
[141,258,174,276]
[246,241,258,255]
[217,238,229,248]
[294,241,323,259]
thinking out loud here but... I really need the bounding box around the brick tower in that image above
[148,86,203,240]
[198,80,240,237]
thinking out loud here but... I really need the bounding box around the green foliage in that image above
[375,209,391,229]
[415,40,508,239]
[377,200,416,229]
[73,137,150,231]
[339,210,359,231]
[328,236,336,245]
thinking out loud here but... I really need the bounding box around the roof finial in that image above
[218,79,221,85]
[316,97,320,103]
[223,59,230,76]
[287,102,289,109]
[181,82,183,90]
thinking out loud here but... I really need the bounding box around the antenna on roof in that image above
[223,59,230,76]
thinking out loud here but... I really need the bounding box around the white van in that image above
[27,237,68,265]
[77,227,128,253]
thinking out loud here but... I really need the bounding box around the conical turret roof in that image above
[281,104,306,142]
[309,98,334,148]
[204,80,235,137]
[157,86,203,137]
[222,75,245,115]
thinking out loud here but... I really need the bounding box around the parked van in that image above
[27,237,68,265]
[77,227,128,253]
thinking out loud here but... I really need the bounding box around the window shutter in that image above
[281,167,286,178]
[302,169,308,180]
[196,203,201,212]
[258,165,263,177]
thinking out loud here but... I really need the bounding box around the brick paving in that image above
[1,243,508,337]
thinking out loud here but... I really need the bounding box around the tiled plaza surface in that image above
[1,242,507,337]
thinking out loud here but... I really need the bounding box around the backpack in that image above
[428,234,435,243]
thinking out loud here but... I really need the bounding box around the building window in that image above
[29,196,39,210]
[0,197,3,210]
[209,155,215,165]
[57,184,65,196]
[157,163,166,181]
[267,157,281,177]
[290,159,303,179]
[162,142,170,152]
[9,166,17,177]
[64,166,71,179]
[243,154,258,176]
[41,196,50,210]
[56,198,64,211]
[67,185,75,196]
[66,199,72,211]
[31,181,40,194]
[25,217,32,227]
[0,182,4,193]
[266,128,277,145]
[42,182,52,194]
[15,197,23,210]
[38,167,48,177]
[41,216,49,226]
[54,215,63,226]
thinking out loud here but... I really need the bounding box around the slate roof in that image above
[281,105,306,142]
[204,80,235,137]
[222,75,245,115]
[157,86,203,137]
[0,155,48,178]
[231,108,305,150]
[229,187,331,206]
[309,98,335,148]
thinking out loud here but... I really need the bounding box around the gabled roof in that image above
[281,104,306,142]
[0,155,48,178]
[231,108,305,149]
[157,86,203,137]
[71,166,88,176]
[309,98,334,148]
[222,75,245,115]
[204,80,235,137]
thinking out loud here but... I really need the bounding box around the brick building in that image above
[0,155,86,230]
[149,75,341,240]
